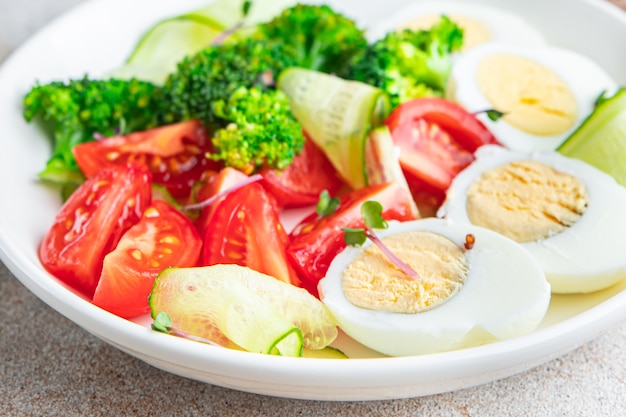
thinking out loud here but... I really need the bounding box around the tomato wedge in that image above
[287,182,418,297]
[39,163,152,297]
[200,182,301,286]
[385,98,499,214]
[193,167,249,237]
[92,200,202,318]
[73,119,220,199]
[261,134,345,208]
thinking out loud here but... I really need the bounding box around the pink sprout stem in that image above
[365,228,419,280]
[183,174,263,211]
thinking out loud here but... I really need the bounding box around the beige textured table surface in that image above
[1,1,625,416]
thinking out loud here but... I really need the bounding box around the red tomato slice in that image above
[287,182,418,297]
[39,163,152,297]
[385,98,499,209]
[92,200,202,318]
[200,182,301,286]
[261,134,345,208]
[193,167,249,237]
[73,119,220,199]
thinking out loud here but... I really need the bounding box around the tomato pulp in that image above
[261,135,345,208]
[73,119,220,199]
[92,200,202,318]
[39,163,152,297]
[385,97,499,216]
[200,182,301,286]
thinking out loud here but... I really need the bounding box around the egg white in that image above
[318,218,550,357]
[447,43,617,152]
[438,145,626,294]
[368,1,546,47]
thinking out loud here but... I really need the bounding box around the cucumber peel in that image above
[558,87,626,187]
[277,68,391,189]
[110,0,298,84]
[149,264,338,356]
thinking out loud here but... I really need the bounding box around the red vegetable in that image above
[200,182,301,287]
[39,163,152,296]
[73,119,219,199]
[385,97,499,215]
[261,134,345,208]
[92,200,202,318]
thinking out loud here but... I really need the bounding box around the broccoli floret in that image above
[347,16,463,108]
[23,76,169,184]
[210,86,305,174]
[254,4,367,78]
[163,38,297,127]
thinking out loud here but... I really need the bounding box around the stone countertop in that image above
[1,1,625,416]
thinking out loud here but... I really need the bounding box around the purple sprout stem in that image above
[183,174,263,211]
[365,228,420,280]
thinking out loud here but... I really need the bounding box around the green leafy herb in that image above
[473,108,506,122]
[316,190,340,217]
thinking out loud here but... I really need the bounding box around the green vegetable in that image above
[163,37,297,127]
[316,190,340,217]
[209,86,305,173]
[277,67,391,189]
[149,264,338,356]
[254,3,368,77]
[110,0,299,84]
[347,15,463,108]
[302,346,348,359]
[557,87,626,187]
[23,76,169,184]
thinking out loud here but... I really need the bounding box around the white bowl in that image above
[0,0,625,401]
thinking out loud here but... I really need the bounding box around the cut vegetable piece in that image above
[302,346,348,359]
[364,126,418,215]
[149,264,338,356]
[112,0,298,84]
[278,68,391,189]
[558,88,626,187]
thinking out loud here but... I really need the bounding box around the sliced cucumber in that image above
[110,0,298,84]
[149,264,338,356]
[277,68,391,189]
[302,346,348,359]
[558,88,626,187]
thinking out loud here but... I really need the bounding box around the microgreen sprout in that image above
[211,0,253,46]
[316,190,340,217]
[152,311,223,347]
[342,201,419,280]
[473,108,506,122]
[182,174,263,211]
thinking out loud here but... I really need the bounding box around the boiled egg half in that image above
[438,145,626,294]
[369,1,545,49]
[447,43,617,152]
[318,218,550,357]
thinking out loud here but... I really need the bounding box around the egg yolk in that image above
[399,14,491,50]
[476,54,578,136]
[466,160,589,242]
[342,231,468,314]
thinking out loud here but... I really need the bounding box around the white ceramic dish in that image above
[0,0,625,401]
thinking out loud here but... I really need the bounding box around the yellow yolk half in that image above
[466,160,589,242]
[438,145,626,294]
[399,14,491,50]
[319,218,551,356]
[342,231,468,314]
[476,54,578,136]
